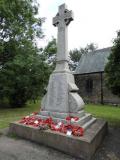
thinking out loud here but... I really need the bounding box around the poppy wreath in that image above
[19,112,84,137]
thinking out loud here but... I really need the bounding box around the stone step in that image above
[81,117,96,130]
[36,115,48,120]
[37,115,67,123]
[37,113,95,129]
[70,110,85,118]
[72,113,92,126]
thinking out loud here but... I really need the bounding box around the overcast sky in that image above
[37,0,120,50]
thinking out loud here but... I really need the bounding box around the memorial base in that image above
[9,119,107,160]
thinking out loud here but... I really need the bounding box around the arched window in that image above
[86,79,93,93]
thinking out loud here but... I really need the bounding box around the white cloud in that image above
[37,0,120,50]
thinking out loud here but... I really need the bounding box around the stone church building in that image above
[74,47,120,105]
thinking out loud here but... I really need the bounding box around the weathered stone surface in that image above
[41,72,84,113]
[69,110,85,117]
[68,83,79,91]
[42,73,70,113]
[53,3,73,62]
[9,119,108,160]
[69,92,84,112]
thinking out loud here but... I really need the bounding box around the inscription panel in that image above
[46,74,68,112]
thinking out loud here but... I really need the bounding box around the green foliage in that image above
[0,50,50,107]
[0,0,43,65]
[43,37,57,69]
[43,38,57,58]
[105,31,120,97]
[69,48,82,70]
[0,0,50,107]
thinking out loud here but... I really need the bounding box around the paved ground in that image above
[0,127,120,160]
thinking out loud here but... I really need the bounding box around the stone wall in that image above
[102,74,120,105]
[74,72,120,105]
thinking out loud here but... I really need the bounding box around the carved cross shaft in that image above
[53,4,73,62]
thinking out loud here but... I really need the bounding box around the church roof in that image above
[75,47,111,74]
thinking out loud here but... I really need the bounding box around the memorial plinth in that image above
[9,119,107,160]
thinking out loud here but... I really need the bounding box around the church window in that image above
[86,79,93,93]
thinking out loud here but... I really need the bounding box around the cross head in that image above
[53,4,73,27]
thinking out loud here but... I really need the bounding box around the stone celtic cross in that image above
[40,3,85,121]
[53,4,73,67]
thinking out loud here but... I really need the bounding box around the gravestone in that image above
[39,3,96,129]
[9,4,107,160]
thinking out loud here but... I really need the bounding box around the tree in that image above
[69,49,82,70]
[105,31,120,97]
[0,0,43,66]
[86,43,97,52]
[0,44,51,107]
[69,43,97,70]
[43,37,57,69]
[0,0,50,107]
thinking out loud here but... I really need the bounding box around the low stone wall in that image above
[75,73,120,105]
[102,74,120,105]
[75,73,102,104]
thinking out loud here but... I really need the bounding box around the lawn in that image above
[0,101,120,129]
[85,104,120,127]
[0,101,40,129]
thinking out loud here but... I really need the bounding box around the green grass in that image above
[0,101,40,129]
[0,101,120,129]
[85,104,120,127]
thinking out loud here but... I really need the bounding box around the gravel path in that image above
[0,127,120,160]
